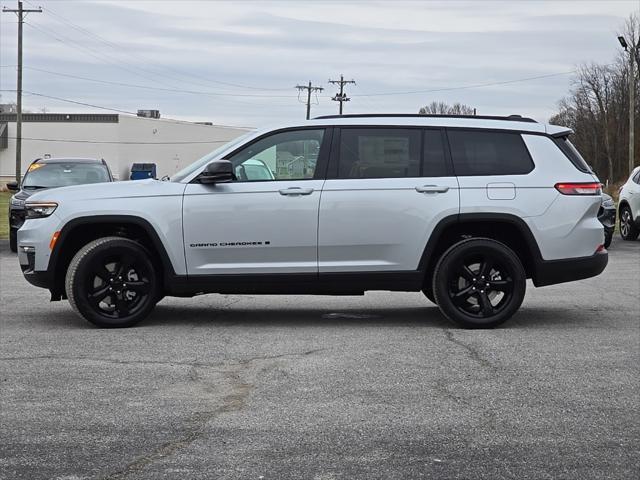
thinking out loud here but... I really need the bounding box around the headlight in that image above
[25,201,58,219]
[10,197,25,208]
[602,198,615,208]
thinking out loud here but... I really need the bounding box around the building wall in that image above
[0,115,250,184]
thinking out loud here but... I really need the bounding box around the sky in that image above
[0,0,639,127]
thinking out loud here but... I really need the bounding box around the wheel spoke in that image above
[88,285,110,304]
[460,265,476,281]
[452,285,474,304]
[477,292,494,316]
[126,280,150,294]
[488,279,511,291]
[95,265,112,282]
[114,296,131,316]
[478,260,492,278]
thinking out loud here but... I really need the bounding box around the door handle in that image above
[279,187,314,196]
[415,185,449,194]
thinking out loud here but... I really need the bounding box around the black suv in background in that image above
[7,157,113,252]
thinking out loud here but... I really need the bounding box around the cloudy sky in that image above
[0,0,638,126]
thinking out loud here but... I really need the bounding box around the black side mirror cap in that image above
[6,181,19,192]
[198,160,235,184]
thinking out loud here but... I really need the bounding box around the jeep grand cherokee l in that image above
[16,114,608,328]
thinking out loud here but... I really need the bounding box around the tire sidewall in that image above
[620,206,639,241]
[69,238,158,328]
[433,238,526,329]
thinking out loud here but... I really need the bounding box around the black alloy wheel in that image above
[66,237,159,327]
[432,238,526,328]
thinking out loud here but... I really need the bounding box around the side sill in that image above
[164,271,424,297]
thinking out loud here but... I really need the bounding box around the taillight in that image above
[554,182,602,195]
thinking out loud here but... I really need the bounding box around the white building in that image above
[0,113,251,184]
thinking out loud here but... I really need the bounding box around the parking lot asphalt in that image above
[0,238,639,480]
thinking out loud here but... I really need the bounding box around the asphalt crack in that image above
[442,329,496,372]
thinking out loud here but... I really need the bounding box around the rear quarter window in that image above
[552,137,592,174]
[447,129,534,176]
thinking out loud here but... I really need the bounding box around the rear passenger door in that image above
[318,127,459,273]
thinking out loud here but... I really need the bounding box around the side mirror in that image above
[6,181,19,192]
[198,160,235,184]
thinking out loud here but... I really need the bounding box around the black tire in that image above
[432,237,526,329]
[619,205,639,241]
[603,229,613,249]
[65,237,159,328]
[422,284,436,304]
[9,227,17,253]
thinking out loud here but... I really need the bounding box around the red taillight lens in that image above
[554,182,602,195]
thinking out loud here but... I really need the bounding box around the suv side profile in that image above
[17,114,608,329]
[618,166,640,241]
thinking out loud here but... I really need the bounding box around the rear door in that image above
[318,127,459,273]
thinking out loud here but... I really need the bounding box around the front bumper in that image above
[9,207,26,231]
[598,206,616,231]
[533,250,608,287]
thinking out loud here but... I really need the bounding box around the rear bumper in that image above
[533,250,608,287]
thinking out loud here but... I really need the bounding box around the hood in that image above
[26,179,187,203]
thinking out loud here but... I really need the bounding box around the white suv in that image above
[618,166,640,241]
[17,114,608,329]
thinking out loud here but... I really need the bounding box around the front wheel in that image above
[9,227,17,252]
[65,237,159,328]
[432,238,526,329]
[620,206,639,241]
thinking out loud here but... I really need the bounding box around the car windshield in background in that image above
[22,163,110,189]
[171,131,255,183]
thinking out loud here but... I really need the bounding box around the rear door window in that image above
[338,128,421,179]
[447,130,534,176]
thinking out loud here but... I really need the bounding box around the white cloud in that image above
[0,0,637,125]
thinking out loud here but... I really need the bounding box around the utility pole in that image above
[2,1,42,183]
[328,74,356,115]
[295,81,323,120]
[619,35,640,174]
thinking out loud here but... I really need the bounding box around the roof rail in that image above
[312,113,538,123]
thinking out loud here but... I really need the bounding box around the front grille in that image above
[9,209,25,228]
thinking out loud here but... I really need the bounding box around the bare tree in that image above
[419,101,475,115]
[550,14,639,184]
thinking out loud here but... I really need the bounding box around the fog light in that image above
[21,246,35,253]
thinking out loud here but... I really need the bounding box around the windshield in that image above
[171,131,255,182]
[22,163,111,189]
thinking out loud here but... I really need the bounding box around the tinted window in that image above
[22,162,110,189]
[448,130,533,176]
[423,129,449,177]
[338,128,420,179]
[228,129,324,181]
[554,137,591,173]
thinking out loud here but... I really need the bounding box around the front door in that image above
[183,128,329,275]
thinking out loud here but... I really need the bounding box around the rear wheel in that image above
[432,238,526,329]
[65,237,159,328]
[620,205,639,241]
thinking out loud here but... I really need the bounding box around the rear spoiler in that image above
[546,124,573,138]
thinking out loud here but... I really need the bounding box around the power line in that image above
[328,74,356,115]
[6,136,230,145]
[352,71,577,97]
[2,0,42,183]
[3,65,301,98]
[23,0,291,92]
[295,82,324,119]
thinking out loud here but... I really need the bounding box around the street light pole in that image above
[619,35,638,175]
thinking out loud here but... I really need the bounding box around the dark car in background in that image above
[7,157,113,252]
[598,193,616,248]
